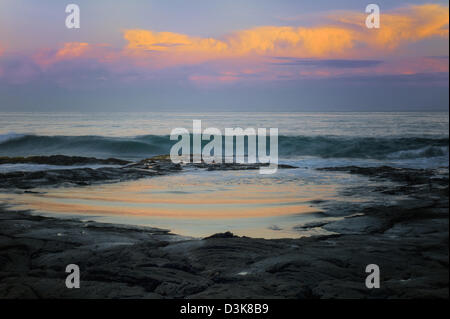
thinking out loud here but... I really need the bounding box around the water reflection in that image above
[0,169,370,238]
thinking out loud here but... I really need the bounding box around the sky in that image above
[0,0,448,111]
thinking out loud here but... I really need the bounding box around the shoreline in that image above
[0,155,296,190]
[0,163,448,298]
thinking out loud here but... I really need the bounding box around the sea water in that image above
[0,112,448,238]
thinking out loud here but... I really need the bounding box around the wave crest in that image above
[0,134,448,160]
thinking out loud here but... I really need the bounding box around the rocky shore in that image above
[0,155,295,189]
[0,159,448,299]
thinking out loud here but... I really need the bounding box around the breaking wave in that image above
[0,133,448,161]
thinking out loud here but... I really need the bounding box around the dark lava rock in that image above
[0,155,130,166]
[0,155,297,190]
[204,232,238,239]
[0,163,447,298]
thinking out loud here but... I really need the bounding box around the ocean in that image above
[0,112,448,238]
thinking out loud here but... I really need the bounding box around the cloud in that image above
[271,58,383,68]
[263,56,448,81]
[123,4,449,66]
[0,55,41,84]
[33,42,88,67]
[33,42,117,68]
[331,4,449,50]
[336,72,449,87]
[1,4,448,86]
[123,25,356,65]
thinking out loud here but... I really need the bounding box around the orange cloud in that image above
[33,42,93,67]
[33,42,118,68]
[333,4,449,50]
[123,4,448,67]
[124,30,227,54]
[380,4,449,46]
[30,4,448,72]
[55,42,90,59]
[123,30,229,67]
[227,26,355,57]
[124,25,356,64]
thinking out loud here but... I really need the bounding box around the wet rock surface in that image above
[0,165,448,298]
[0,155,131,166]
[0,155,296,190]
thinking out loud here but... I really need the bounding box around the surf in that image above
[0,133,448,161]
